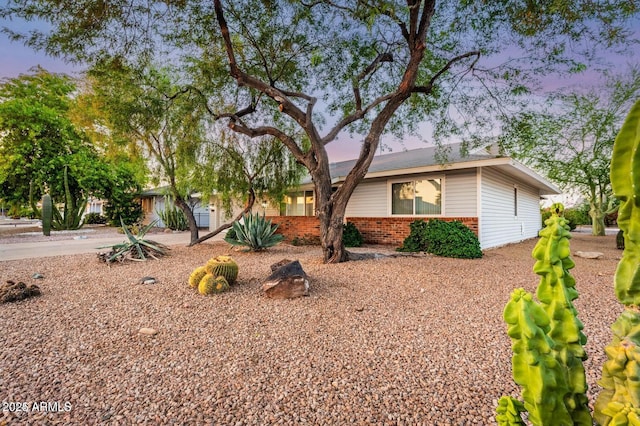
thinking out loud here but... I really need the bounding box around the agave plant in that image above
[224,212,283,251]
[97,218,169,263]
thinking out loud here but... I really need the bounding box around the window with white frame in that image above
[283,190,314,216]
[391,178,442,215]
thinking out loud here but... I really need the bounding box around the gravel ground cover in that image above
[0,233,622,425]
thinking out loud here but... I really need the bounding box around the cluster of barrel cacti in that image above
[497,203,591,425]
[593,100,640,426]
[188,255,238,295]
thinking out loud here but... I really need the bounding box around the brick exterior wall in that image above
[268,216,321,242]
[268,216,479,246]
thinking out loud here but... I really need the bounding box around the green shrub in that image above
[157,204,188,231]
[542,206,589,231]
[564,208,589,230]
[224,212,284,251]
[84,212,107,224]
[105,197,143,227]
[398,219,482,259]
[397,219,430,252]
[343,222,363,247]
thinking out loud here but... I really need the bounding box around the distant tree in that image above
[87,61,303,245]
[2,1,638,261]
[0,68,122,227]
[499,68,640,236]
[86,62,207,243]
[191,131,304,245]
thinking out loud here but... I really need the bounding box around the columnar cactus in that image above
[497,204,591,425]
[205,255,239,285]
[594,99,640,425]
[42,193,52,236]
[533,203,591,425]
[501,288,573,425]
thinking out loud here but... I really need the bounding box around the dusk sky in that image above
[1,13,638,162]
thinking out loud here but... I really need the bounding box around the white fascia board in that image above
[506,159,561,194]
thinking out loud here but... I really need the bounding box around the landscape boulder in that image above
[262,259,309,299]
[574,251,604,259]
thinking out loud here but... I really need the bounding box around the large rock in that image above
[262,259,309,299]
[574,251,604,259]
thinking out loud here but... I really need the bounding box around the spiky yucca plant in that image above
[97,218,168,263]
[224,212,283,251]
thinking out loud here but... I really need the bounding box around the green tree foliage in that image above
[0,67,139,228]
[86,62,207,243]
[191,131,305,245]
[2,1,637,261]
[87,62,303,245]
[499,68,640,236]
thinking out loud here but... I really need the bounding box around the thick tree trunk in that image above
[174,196,200,245]
[318,205,348,263]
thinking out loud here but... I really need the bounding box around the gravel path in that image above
[0,233,622,425]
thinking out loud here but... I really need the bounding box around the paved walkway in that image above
[0,231,224,261]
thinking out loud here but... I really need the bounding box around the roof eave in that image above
[330,157,560,194]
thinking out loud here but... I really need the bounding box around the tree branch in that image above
[213,0,321,145]
[322,92,394,145]
[189,187,256,246]
[426,50,481,89]
[227,120,306,162]
[353,52,393,111]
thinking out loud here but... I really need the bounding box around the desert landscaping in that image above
[0,230,622,424]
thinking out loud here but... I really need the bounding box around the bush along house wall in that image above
[348,217,479,246]
[267,216,478,246]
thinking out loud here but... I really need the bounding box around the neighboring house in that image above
[86,197,105,215]
[140,186,210,229]
[264,142,561,250]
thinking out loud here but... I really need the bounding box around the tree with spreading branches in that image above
[2,0,637,261]
[499,68,640,236]
[191,131,305,246]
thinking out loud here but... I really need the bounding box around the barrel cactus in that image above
[594,100,640,425]
[188,255,238,296]
[198,274,230,295]
[188,266,207,288]
[205,255,239,285]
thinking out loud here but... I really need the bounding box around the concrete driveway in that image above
[0,231,222,261]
